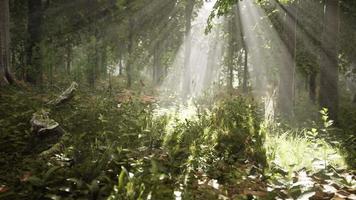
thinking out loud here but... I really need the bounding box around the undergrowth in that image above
[0,86,266,199]
[0,86,355,200]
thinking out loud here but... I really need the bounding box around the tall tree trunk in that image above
[26,0,43,84]
[183,0,194,98]
[100,45,107,78]
[65,43,72,75]
[309,71,317,103]
[319,0,340,121]
[236,1,249,94]
[118,50,123,75]
[204,37,217,89]
[153,43,161,86]
[242,49,248,93]
[278,2,297,118]
[87,50,95,88]
[93,36,101,88]
[0,0,14,85]
[127,18,134,88]
[227,15,234,93]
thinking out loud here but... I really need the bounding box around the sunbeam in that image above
[159,0,224,101]
[1,0,355,199]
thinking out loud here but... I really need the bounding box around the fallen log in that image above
[30,82,79,158]
[48,82,78,106]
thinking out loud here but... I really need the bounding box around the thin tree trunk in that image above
[127,18,134,88]
[94,37,100,81]
[183,0,194,98]
[236,1,248,94]
[228,15,234,93]
[101,46,107,78]
[118,50,123,75]
[0,0,14,85]
[204,37,217,89]
[309,72,317,103]
[153,43,161,85]
[319,0,340,121]
[242,49,248,93]
[66,43,72,75]
[278,2,297,118]
[87,51,95,88]
[26,0,43,84]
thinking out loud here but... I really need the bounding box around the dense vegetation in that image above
[0,0,355,199]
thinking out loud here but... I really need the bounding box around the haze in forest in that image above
[0,0,355,199]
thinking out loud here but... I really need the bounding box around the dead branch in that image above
[48,82,78,106]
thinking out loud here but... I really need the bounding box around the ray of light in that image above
[159,0,225,102]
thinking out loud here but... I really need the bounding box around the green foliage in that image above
[212,97,266,165]
[1,85,355,199]
[262,109,355,199]
[0,87,269,199]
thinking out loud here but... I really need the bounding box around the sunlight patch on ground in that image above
[265,131,347,174]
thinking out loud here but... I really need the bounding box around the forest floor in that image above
[0,84,355,200]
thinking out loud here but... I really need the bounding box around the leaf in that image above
[118,166,128,191]
[66,178,83,186]
[348,194,356,200]
[28,176,44,187]
[0,185,9,193]
[296,191,315,200]
[44,166,61,181]
[88,180,99,194]
[322,184,337,194]
[44,194,62,200]
[20,171,32,182]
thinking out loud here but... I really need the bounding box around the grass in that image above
[265,128,347,174]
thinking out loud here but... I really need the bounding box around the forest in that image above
[0,0,355,199]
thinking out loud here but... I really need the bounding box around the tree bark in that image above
[0,0,14,85]
[278,2,297,118]
[309,71,317,103]
[153,43,161,86]
[87,51,95,88]
[204,35,218,89]
[26,0,43,84]
[182,0,195,98]
[242,49,248,93]
[118,49,123,75]
[319,0,340,121]
[66,43,72,75]
[236,1,249,94]
[127,18,134,88]
[228,15,234,93]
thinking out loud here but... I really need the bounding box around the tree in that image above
[26,0,43,84]
[183,0,195,98]
[236,1,248,93]
[126,17,134,88]
[319,0,340,121]
[152,42,162,86]
[0,0,13,85]
[278,1,297,118]
[227,14,235,93]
